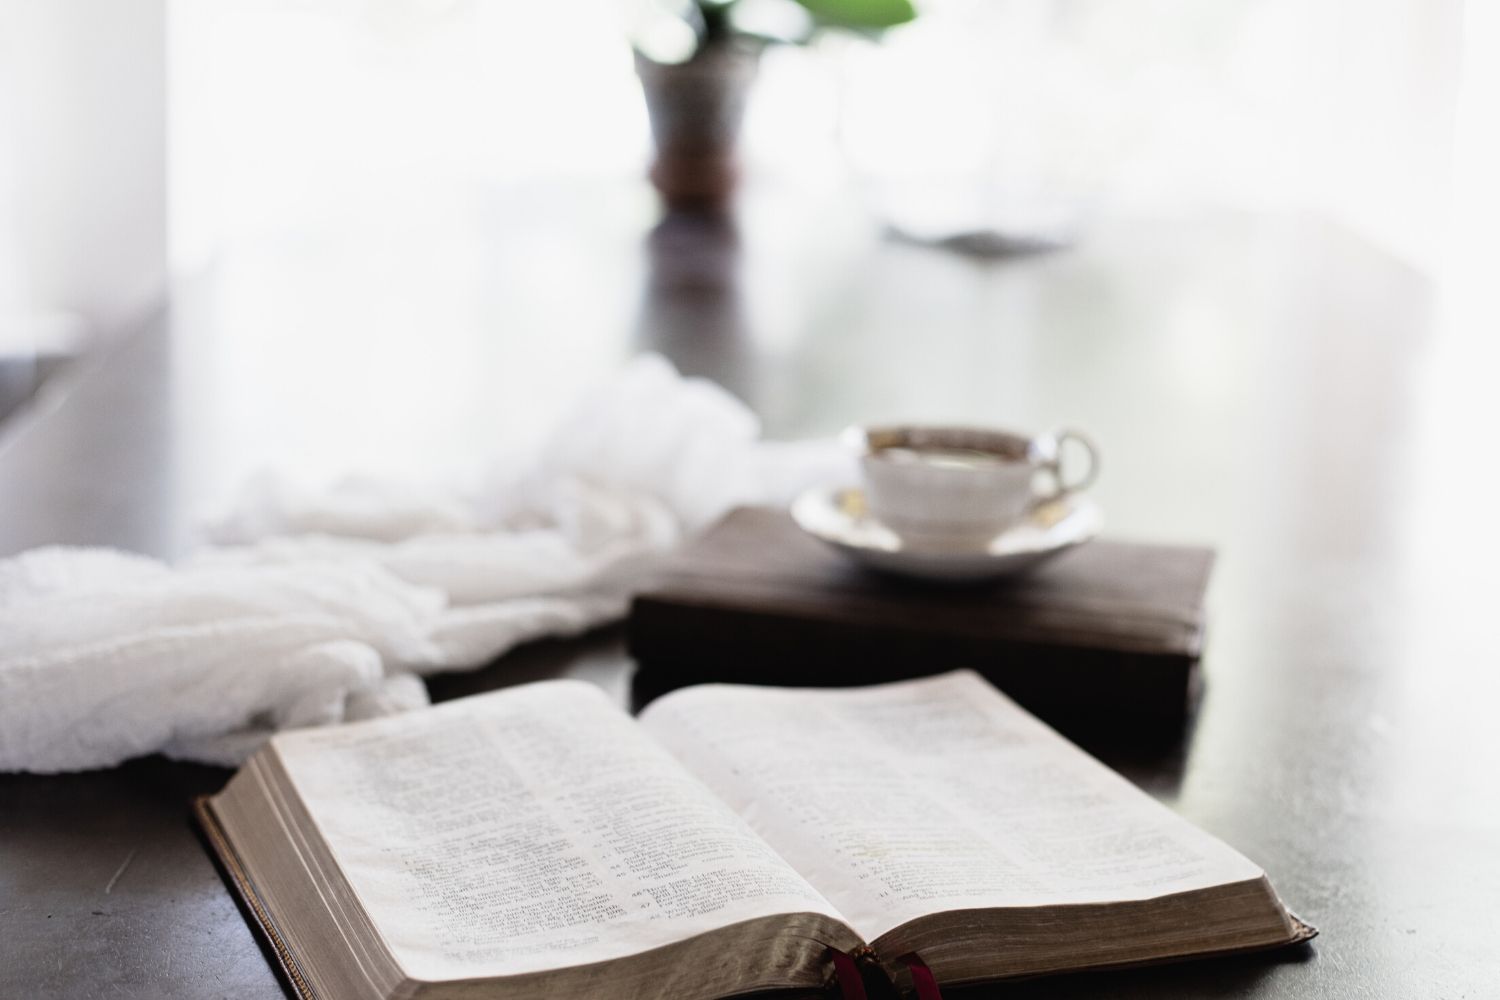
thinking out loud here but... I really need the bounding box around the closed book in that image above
[629,507,1215,740]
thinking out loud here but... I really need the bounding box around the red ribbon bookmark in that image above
[829,949,868,1000]
[898,953,944,1000]
[829,948,943,1000]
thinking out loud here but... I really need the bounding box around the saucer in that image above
[790,486,1101,583]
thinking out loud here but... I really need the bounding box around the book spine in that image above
[629,601,1197,740]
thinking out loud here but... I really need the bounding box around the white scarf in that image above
[0,356,850,771]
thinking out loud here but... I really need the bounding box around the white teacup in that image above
[846,425,1099,540]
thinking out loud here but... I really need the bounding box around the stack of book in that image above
[630,507,1216,740]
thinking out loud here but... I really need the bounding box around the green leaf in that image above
[791,0,917,31]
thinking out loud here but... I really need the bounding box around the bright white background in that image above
[0,0,1492,343]
[167,0,1473,273]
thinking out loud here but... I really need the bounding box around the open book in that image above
[200,671,1313,1000]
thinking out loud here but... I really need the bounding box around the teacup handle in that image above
[1036,428,1099,501]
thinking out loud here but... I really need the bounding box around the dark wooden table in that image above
[3,186,1497,999]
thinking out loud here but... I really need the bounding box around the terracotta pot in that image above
[635,42,760,209]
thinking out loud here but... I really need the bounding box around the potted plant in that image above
[634,0,917,208]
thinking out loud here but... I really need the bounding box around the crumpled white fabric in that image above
[0,355,852,772]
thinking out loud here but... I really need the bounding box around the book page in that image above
[269,680,848,982]
[639,671,1264,941]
